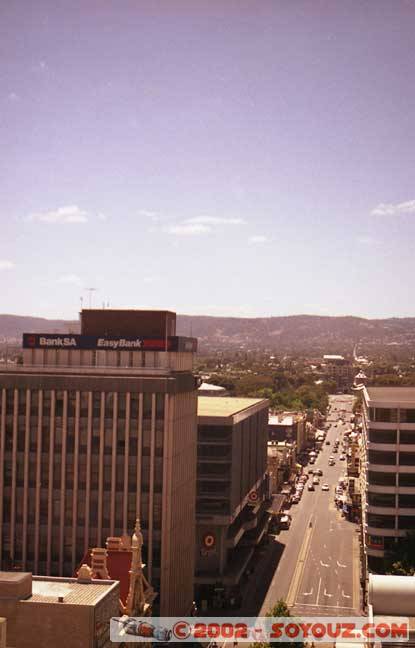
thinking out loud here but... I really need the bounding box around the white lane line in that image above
[342,591,352,599]
[337,560,347,568]
[315,577,322,606]
[303,589,313,597]
[320,560,330,567]
[323,589,334,598]
[296,602,355,609]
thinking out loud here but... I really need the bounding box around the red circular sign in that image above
[249,491,258,502]
[203,533,216,548]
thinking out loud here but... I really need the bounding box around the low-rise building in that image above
[198,382,228,397]
[0,570,119,648]
[268,412,307,451]
[195,397,269,609]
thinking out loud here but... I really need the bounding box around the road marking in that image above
[337,560,347,568]
[314,577,322,606]
[286,514,315,607]
[303,589,313,596]
[320,560,330,567]
[342,591,351,599]
[323,589,333,598]
[294,602,355,609]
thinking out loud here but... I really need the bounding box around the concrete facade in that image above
[195,397,269,608]
[0,571,119,648]
[0,310,199,615]
[360,386,415,569]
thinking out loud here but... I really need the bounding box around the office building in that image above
[323,354,352,391]
[0,309,198,615]
[195,396,269,608]
[0,570,119,648]
[360,387,415,570]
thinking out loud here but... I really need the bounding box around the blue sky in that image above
[1,1,415,319]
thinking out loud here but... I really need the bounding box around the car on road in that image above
[309,457,315,464]
[339,454,346,460]
[328,459,335,466]
[315,469,323,476]
[308,468,314,474]
[325,440,330,445]
[312,477,320,485]
[322,483,330,491]
[307,483,315,491]
[333,448,338,453]
[279,515,291,529]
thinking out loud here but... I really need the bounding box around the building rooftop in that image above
[323,354,345,361]
[9,576,119,606]
[268,415,294,426]
[198,382,226,392]
[365,386,415,406]
[198,396,268,422]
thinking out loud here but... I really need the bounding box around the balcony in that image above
[366,525,403,538]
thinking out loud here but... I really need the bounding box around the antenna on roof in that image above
[85,287,97,309]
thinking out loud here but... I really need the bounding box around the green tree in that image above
[250,599,304,648]
[385,531,415,575]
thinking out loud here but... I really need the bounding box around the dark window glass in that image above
[399,452,415,466]
[368,493,395,507]
[367,513,395,529]
[143,394,152,420]
[400,409,415,423]
[368,429,397,444]
[398,495,415,508]
[368,450,396,465]
[368,471,396,486]
[400,431,415,444]
[373,408,397,423]
[398,515,415,529]
[399,473,415,487]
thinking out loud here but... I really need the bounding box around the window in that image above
[368,493,396,507]
[372,408,397,423]
[368,450,396,465]
[399,473,415,487]
[398,515,415,529]
[400,430,415,444]
[398,495,415,508]
[368,429,397,444]
[399,452,415,466]
[400,409,415,423]
[367,513,395,529]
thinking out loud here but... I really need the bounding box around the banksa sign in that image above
[23,333,197,353]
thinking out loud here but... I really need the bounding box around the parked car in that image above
[322,483,330,491]
[279,515,291,530]
[307,483,315,491]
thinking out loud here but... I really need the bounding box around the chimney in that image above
[91,547,110,579]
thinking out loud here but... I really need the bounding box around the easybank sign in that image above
[22,333,197,352]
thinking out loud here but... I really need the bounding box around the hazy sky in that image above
[2,1,415,320]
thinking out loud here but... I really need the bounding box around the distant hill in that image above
[1,312,415,355]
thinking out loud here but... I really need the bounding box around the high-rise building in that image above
[0,309,199,615]
[195,396,269,608]
[360,386,415,571]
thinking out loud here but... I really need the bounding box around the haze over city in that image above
[2,1,415,319]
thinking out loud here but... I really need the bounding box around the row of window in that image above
[369,429,415,444]
[368,493,415,508]
[368,407,415,423]
[367,513,415,529]
[3,390,165,420]
[368,450,415,465]
[368,471,415,486]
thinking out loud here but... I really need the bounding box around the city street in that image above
[259,394,362,616]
